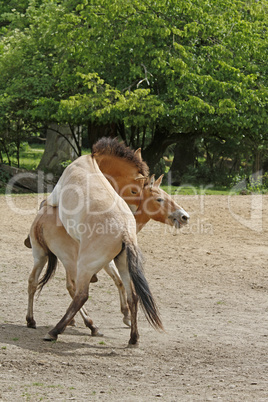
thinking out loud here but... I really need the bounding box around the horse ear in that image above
[154,174,164,188]
[149,174,155,188]
[135,174,147,181]
[134,148,142,161]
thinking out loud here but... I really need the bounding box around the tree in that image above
[66,0,268,173]
[0,0,267,180]
[0,0,83,167]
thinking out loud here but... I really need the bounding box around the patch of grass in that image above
[2,143,44,170]
[47,384,62,389]
[19,143,44,170]
[12,337,19,341]
[21,392,31,401]
[82,148,91,156]
[99,341,106,345]
[0,192,38,197]
[161,185,231,195]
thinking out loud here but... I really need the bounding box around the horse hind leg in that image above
[117,243,164,347]
[26,254,48,329]
[114,251,139,347]
[104,261,131,327]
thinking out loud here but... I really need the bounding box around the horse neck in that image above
[94,154,136,180]
[135,211,151,233]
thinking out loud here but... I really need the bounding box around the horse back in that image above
[47,154,136,245]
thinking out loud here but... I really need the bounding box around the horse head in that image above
[135,174,190,230]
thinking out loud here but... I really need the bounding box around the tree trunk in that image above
[169,134,196,185]
[38,123,78,176]
[142,125,172,172]
[253,150,262,174]
[87,122,117,149]
[1,139,11,165]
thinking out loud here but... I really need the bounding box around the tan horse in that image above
[25,137,150,332]
[26,173,189,331]
[37,152,163,346]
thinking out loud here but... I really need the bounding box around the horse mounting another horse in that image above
[25,138,189,346]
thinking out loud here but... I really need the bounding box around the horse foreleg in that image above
[65,268,102,336]
[104,261,131,327]
[114,251,139,347]
[26,254,48,329]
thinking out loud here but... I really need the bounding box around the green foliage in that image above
[60,159,72,169]
[0,0,267,180]
[246,172,268,193]
[58,72,165,127]
[180,164,237,187]
[0,0,30,34]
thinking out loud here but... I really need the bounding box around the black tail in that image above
[33,224,58,293]
[125,243,164,331]
[37,250,58,293]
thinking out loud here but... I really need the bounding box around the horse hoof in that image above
[26,318,36,329]
[123,317,131,327]
[43,332,58,342]
[91,328,104,337]
[128,341,139,348]
[27,322,37,329]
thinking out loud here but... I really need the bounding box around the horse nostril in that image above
[174,209,190,224]
[179,211,189,223]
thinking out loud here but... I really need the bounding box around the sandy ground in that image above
[0,193,268,401]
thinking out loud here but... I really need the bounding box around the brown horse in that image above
[26,173,189,332]
[134,174,189,231]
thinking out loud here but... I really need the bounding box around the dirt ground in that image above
[0,193,268,401]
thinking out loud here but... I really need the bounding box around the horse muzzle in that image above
[169,209,190,228]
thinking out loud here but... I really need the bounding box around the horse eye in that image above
[131,190,138,195]
[157,198,164,203]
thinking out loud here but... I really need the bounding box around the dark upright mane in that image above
[92,137,149,176]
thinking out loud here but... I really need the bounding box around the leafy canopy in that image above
[0,0,267,172]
